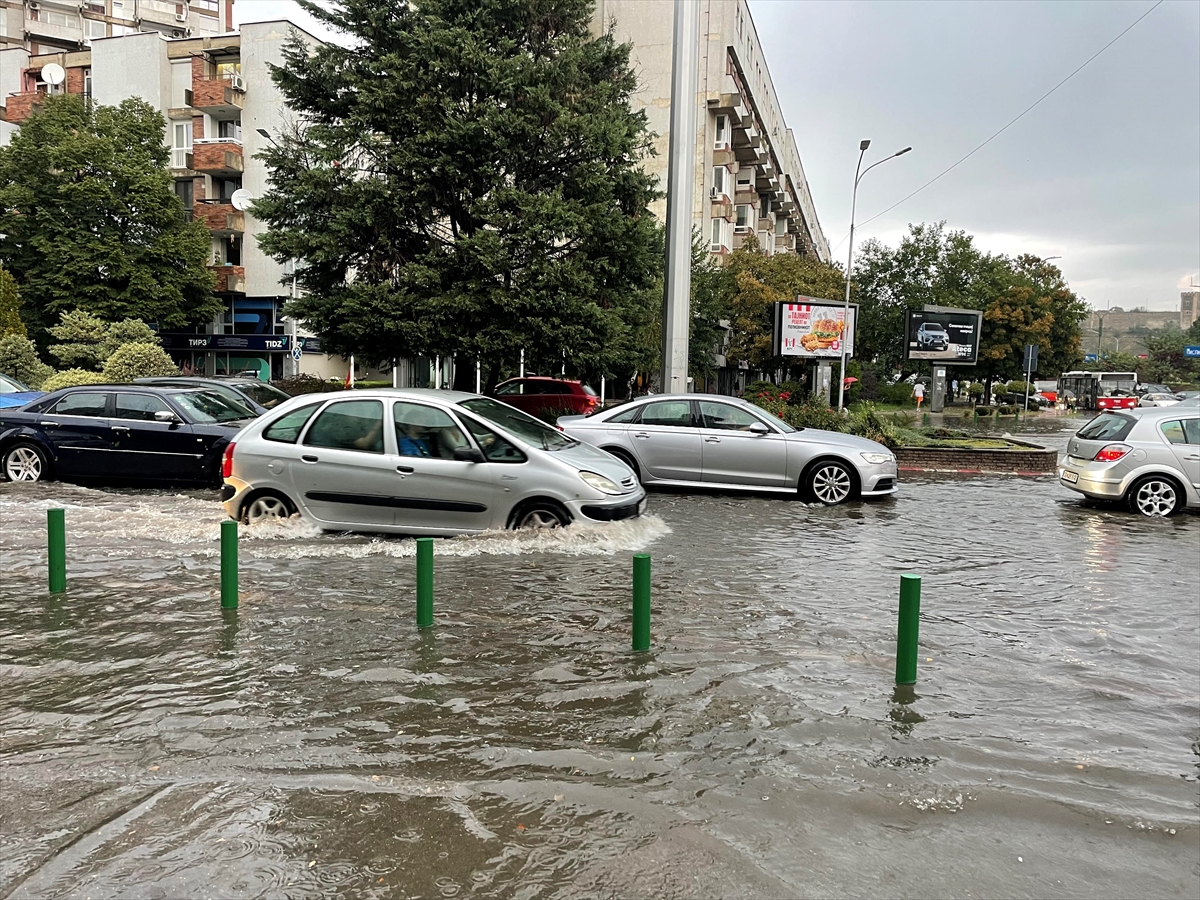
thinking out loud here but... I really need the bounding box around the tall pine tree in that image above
[255,0,662,390]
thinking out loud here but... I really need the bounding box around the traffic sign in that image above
[1185,345,1200,359]
[290,345,303,361]
[1084,353,1098,362]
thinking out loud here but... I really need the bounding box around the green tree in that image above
[0,267,24,338]
[48,309,109,369]
[1140,324,1200,383]
[0,334,53,388]
[254,0,662,392]
[0,94,219,341]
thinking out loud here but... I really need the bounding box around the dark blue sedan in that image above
[0,373,43,410]
[0,385,253,485]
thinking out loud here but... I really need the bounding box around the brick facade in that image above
[212,265,245,293]
[192,140,243,174]
[66,67,85,96]
[195,202,243,233]
[4,93,43,125]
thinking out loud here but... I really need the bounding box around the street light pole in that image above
[836,142,911,411]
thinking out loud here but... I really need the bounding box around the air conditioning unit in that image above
[171,29,185,39]
[229,74,245,92]
[176,11,188,21]
[709,187,719,200]
[28,1,40,10]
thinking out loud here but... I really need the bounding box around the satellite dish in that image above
[42,64,66,87]
[229,188,253,211]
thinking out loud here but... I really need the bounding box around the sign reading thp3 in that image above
[1185,345,1200,359]
[904,306,983,365]
[772,298,857,359]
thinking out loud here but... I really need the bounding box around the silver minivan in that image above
[220,389,645,534]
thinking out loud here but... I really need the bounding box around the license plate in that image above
[1062,470,1078,483]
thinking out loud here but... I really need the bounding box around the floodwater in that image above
[1,418,1197,899]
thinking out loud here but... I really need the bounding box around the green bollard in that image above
[47,508,66,594]
[220,519,238,609]
[895,574,921,685]
[632,553,651,651]
[416,537,434,628]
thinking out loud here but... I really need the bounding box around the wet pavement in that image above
[1,417,1197,899]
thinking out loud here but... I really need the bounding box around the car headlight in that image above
[860,452,893,465]
[579,471,623,494]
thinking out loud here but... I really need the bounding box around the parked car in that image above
[1138,392,1180,408]
[557,394,898,505]
[220,389,644,535]
[1135,382,1177,397]
[0,373,42,410]
[1059,407,1200,516]
[0,385,255,485]
[135,376,291,415]
[916,322,949,351]
[994,389,1050,408]
[489,377,600,418]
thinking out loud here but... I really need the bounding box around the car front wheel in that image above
[1126,475,1183,517]
[511,501,569,530]
[805,460,855,505]
[242,491,297,524]
[2,442,49,483]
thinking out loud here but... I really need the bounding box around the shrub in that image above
[101,342,178,382]
[41,368,110,392]
[274,373,347,396]
[48,310,109,369]
[99,319,158,361]
[1005,381,1031,395]
[534,405,581,425]
[997,405,1017,416]
[0,334,53,388]
[877,382,914,405]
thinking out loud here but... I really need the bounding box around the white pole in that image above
[661,0,699,395]
[392,361,398,388]
[838,144,867,412]
[349,354,356,388]
[601,375,606,405]
[519,348,525,377]
[475,359,481,393]
[435,355,441,389]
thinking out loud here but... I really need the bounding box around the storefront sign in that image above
[159,334,292,352]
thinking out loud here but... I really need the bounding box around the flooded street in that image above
[1,419,1197,899]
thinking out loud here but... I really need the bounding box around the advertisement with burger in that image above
[772,298,857,359]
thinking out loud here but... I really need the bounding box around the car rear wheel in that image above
[2,442,49,483]
[511,501,569,530]
[1126,475,1183,517]
[805,460,855,505]
[242,491,296,524]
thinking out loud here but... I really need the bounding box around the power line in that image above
[829,0,1165,254]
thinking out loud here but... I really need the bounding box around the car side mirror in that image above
[748,421,770,435]
[154,410,180,424]
[453,446,486,463]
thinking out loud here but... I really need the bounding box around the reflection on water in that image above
[1,423,1197,898]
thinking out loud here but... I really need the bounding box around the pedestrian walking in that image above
[913,381,925,409]
[951,378,959,400]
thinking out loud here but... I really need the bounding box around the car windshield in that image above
[169,390,252,423]
[748,404,795,433]
[458,397,577,450]
[0,373,31,393]
[238,382,291,409]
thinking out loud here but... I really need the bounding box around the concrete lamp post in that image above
[837,142,911,412]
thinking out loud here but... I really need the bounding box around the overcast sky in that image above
[235,0,1200,312]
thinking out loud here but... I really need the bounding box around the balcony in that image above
[195,201,245,237]
[171,147,194,171]
[193,139,244,176]
[192,77,244,119]
[4,92,45,125]
[26,18,83,44]
[211,265,246,294]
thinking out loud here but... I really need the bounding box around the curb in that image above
[898,466,1051,477]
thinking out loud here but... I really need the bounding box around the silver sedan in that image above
[558,394,898,505]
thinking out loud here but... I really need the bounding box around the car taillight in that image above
[1094,443,1130,462]
[221,442,236,478]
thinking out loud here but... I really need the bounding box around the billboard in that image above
[903,306,982,365]
[773,298,857,359]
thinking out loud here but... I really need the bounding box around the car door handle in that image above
[301,454,319,463]
[111,425,130,432]
[634,432,650,439]
[396,465,414,474]
[704,436,721,443]
[38,420,59,427]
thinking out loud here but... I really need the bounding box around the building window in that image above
[714,114,728,150]
[217,61,242,80]
[735,166,753,191]
[712,166,729,201]
[218,120,242,141]
[85,17,107,41]
[710,217,731,252]
[32,8,80,28]
[174,179,194,220]
[172,122,192,168]
[760,195,771,217]
[775,217,787,236]
[735,205,752,232]
[84,69,92,99]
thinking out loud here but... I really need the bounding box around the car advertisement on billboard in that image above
[773,298,857,359]
[904,306,983,364]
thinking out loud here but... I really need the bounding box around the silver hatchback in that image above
[1060,407,1200,516]
[558,394,898,505]
[220,390,645,534]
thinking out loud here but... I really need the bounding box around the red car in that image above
[490,377,600,416]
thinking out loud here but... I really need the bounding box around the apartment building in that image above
[595,0,830,265]
[0,18,350,380]
[0,1,233,54]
